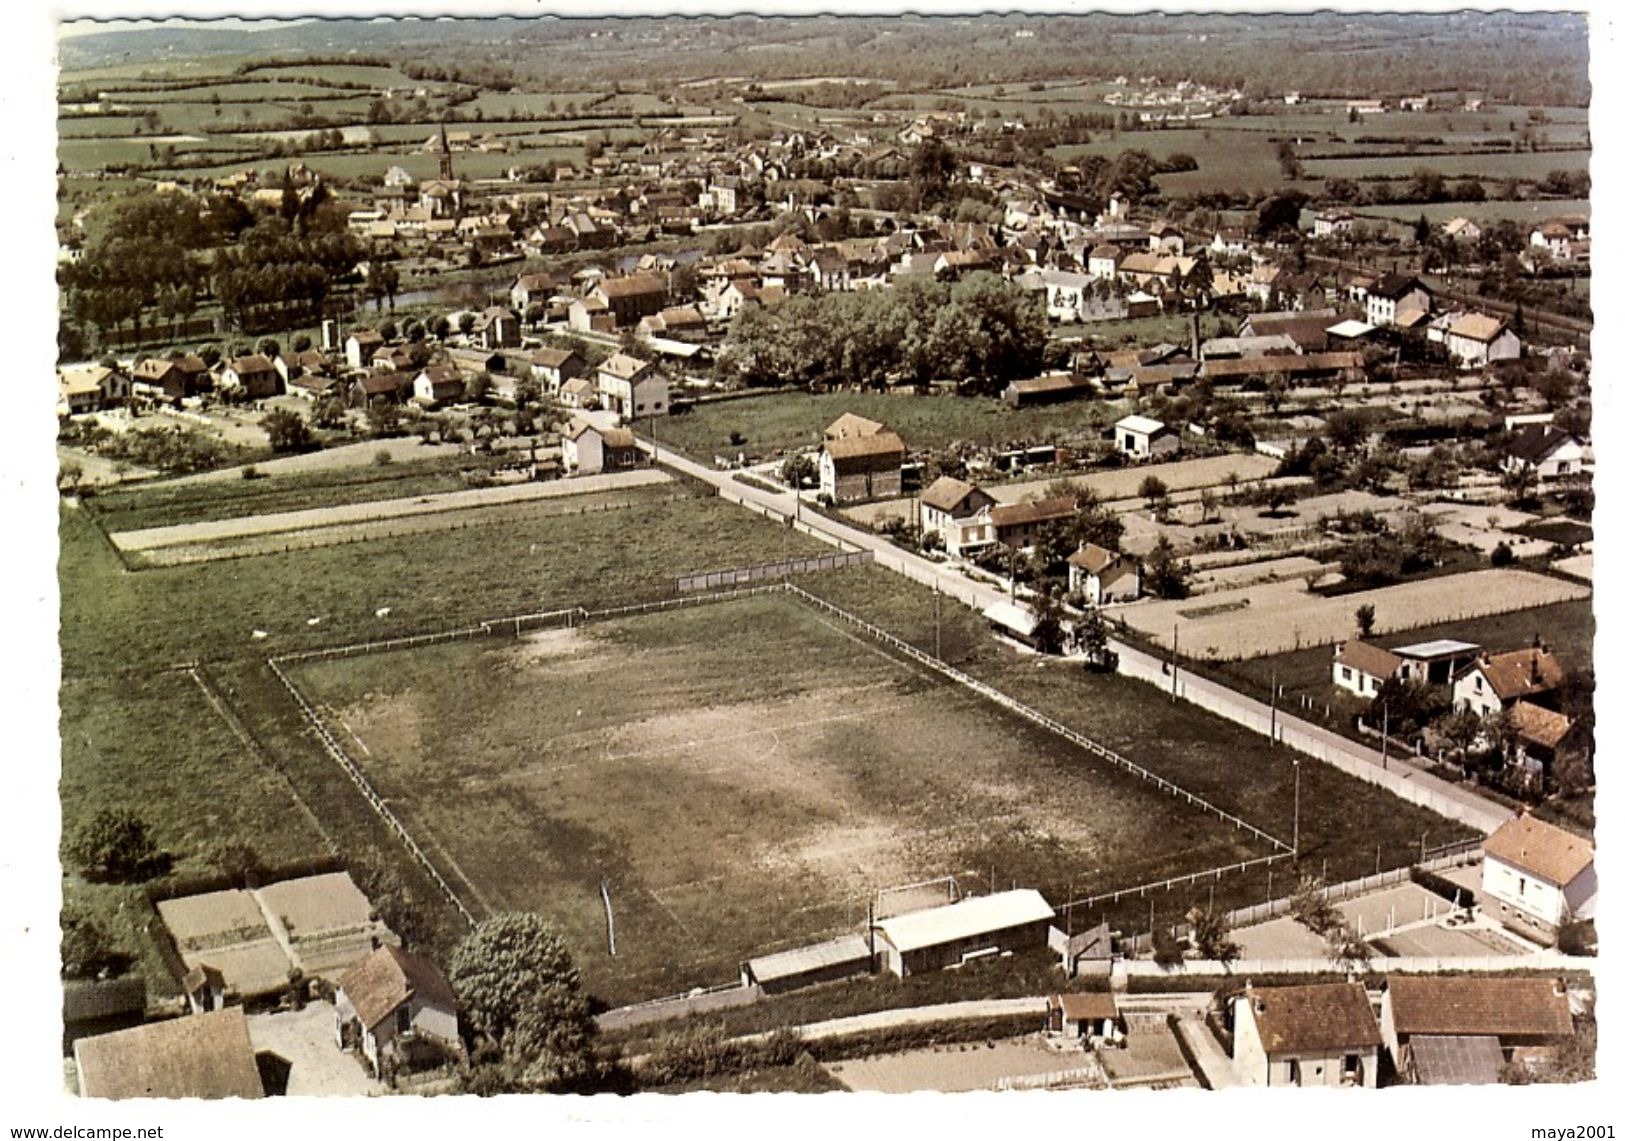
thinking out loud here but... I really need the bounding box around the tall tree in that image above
[449,913,597,1091]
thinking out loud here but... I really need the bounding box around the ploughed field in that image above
[288,594,1268,1005]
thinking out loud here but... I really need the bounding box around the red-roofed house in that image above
[1067,543,1140,604]
[1231,982,1380,1088]
[1480,814,1596,943]
[335,945,461,1077]
[1452,646,1564,718]
[1332,639,1403,698]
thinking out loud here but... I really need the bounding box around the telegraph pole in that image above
[934,582,942,661]
[1269,667,1278,746]
[1381,704,1390,769]
[1292,758,1302,857]
[1170,623,1180,703]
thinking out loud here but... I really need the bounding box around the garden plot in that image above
[1418,501,1555,557]
[1120,569,1589,661]
[155,889,292,1000]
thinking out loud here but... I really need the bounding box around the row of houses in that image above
[1231,974,1580,1088]
[1332,637,1586,796]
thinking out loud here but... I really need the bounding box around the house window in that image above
[1287,1059,1302,1086]
[1341,667,1353,681]
[1518,876,1527,897]
[1343,1053,1362,1083]
[396,1006,411,1035]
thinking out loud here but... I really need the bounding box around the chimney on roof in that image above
[1553,979,1567,996]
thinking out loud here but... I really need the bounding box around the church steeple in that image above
[438,122,454,181]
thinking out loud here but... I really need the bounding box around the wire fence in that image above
[677,550,872,593]
[1058,852,1296,914]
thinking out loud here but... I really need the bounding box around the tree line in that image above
[717,272,1051,392]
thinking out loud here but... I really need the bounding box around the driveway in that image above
[247,1004,383,1097]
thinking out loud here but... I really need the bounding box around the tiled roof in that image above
[1246,982,1381,1054]
[1482,815,1593,886]
[1470,647,1563,701]
[338,945,457,1032]
[1506,701,1575,750]
[824,431,907,464]
[989,496,1076,529]
[75,1008,263,1100]
[920,476,984,514]
[1335,639,1403,680]
[1387,977,1575,1039]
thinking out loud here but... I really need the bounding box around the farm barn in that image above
[871,889,1055,976]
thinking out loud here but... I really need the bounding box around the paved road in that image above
[638,434,1515,837]
[736,996,1049,1046]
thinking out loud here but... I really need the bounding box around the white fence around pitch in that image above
[784,584,1294,856]
[265,656,478,927]
[1059,852,1295,915]
[1119,845,1483,952]
[678,550,872,593]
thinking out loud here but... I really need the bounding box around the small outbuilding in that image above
[1047,992,1123,1044]
[1113,414,1179,459]
[741,934,873,995]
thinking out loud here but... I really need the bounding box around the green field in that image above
[1305,150,1589,181]
[1217,598,1595,711]
[287,591,1272,1004]
[1351,198,1590,226]
[802,568,1473,878]
[656,392,1120,461]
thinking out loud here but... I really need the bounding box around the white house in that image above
[1331,640,1402,698]
[1502,425,1585,481]
[1113,414,1180,459]
[1479,814,1596,944]
[919,476,998,556]
[1231,982,1380,1088]
[561,418,638,475]
[1441,217,1482,243]
[1067,543,1140,605]
[346,330,385,371]
[1365,273,1432,328]
[1087,243,1122,280]
[1313,210,1356,238]
[334,944,461,1078]
[57,364,130,414]
[411,363,464,407]
[1452,646,1563,718]
[1442,312,1520,369]
[596,353,669,420]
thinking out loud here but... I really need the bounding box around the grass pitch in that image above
[288,594,1271,1005]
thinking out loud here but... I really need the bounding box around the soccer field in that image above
[288,594,1271,1005]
